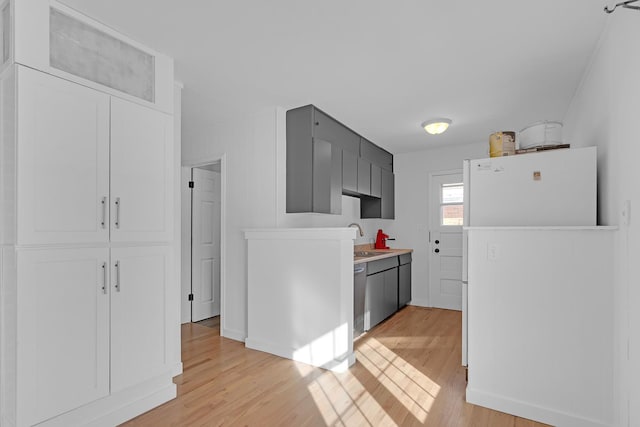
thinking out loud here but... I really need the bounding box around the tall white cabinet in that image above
[0,2,179,426]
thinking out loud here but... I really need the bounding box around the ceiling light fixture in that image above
[421,118,452,135]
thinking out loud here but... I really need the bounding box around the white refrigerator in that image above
[461,146,597,365]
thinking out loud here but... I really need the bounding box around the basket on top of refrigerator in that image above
[518,120,563,149]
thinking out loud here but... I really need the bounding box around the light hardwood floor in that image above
[122,307,549,426]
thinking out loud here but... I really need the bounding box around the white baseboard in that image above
[466,387,610,427]
[409,298,430,307]
[221,327,246,342]
[39,374,176,427]
[245,337,355,372]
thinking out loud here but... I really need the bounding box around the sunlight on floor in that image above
[307,336,441,425]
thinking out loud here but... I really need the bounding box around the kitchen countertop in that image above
[353,244,413,264]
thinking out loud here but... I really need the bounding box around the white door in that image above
[16,66,110,245]
[429,172,464,310]
[191,168,221,321]
[17,248,110,426]
[110,97,173,243]
[110,246,172,392]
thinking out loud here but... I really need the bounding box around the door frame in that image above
[427,169,463,309]
[181,154,227,331]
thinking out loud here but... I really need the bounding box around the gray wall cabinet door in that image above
[286,107,314,212]
[312,139,342,214]
[357,157,371,195]
[370,164,382,198]
[398,262,411,308]
[342,150,358,193]
[360,138,393,172]
[314,108,359,153]
[381,169,395,219]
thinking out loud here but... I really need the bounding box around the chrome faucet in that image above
[348,223,364,237]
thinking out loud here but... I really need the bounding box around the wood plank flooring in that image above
[121,307,549,426]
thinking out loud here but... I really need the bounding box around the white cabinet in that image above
[17,248,110,426]
[110,98,173,243]
[110,246,172,392]
[17,66,110,245]
[2,65,177,426]
[16,66,173,245]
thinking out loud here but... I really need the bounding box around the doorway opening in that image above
[181,158,225,334]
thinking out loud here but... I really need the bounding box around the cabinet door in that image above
[364,272,385,330]
[312,139,342,214]
[370,164,382,198]
[313,108,360,151]
[17,66,110,245]
[399,263,411,308]
[110,97,173,242]
[381,169,395,219]
[17,248,110,426]
[383,268,399,319]
[342,149,358,193]
[110,246,172,392]
[357,158,371,195]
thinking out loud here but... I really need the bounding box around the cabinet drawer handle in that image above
[100,197,107,229]
[115,260,121,292]
[114,197,120,229]
[101,262,107,294]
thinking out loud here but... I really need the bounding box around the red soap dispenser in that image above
[374,229,389,249]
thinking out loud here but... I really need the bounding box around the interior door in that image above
[429,172,464,310]
[16,66,110,245]
[191,167,221,321]
[110,97,173,242]
[17,248,110,426]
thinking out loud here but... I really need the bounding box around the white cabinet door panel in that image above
[17,248,110,426]
[110,246,172,392]
[17,66,110,245]
[110,97,173,242]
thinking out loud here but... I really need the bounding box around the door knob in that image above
[435,248,440,253]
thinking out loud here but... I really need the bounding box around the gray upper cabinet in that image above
[286,104,394,217]
[381,169,395,219]
[360,138,393,172]
[342,150,358,194]
[357,157,371,195]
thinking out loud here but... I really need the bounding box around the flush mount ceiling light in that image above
[421,118,452,135]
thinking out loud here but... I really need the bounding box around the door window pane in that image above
[442,205,463,225]
[442,183,463,203]
[441,182,463,226]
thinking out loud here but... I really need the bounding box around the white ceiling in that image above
[60,0,609,154]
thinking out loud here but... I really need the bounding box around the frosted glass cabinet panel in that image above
[16,66,110,245]
[49,8,155,102]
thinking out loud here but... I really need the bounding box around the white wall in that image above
[393,142,487,306]
[563,13,640,427]
[182,105,389,339]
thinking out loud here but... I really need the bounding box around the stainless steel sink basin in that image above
[354,251,387,258]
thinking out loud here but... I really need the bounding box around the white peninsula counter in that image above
[244,228,357,372]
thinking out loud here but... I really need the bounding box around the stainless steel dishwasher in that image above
[354,263,367,337]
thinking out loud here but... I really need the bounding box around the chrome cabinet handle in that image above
[100,197,107,228]
[115,260,121,292]
[114,197,120,229]
[101,262,107,294]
